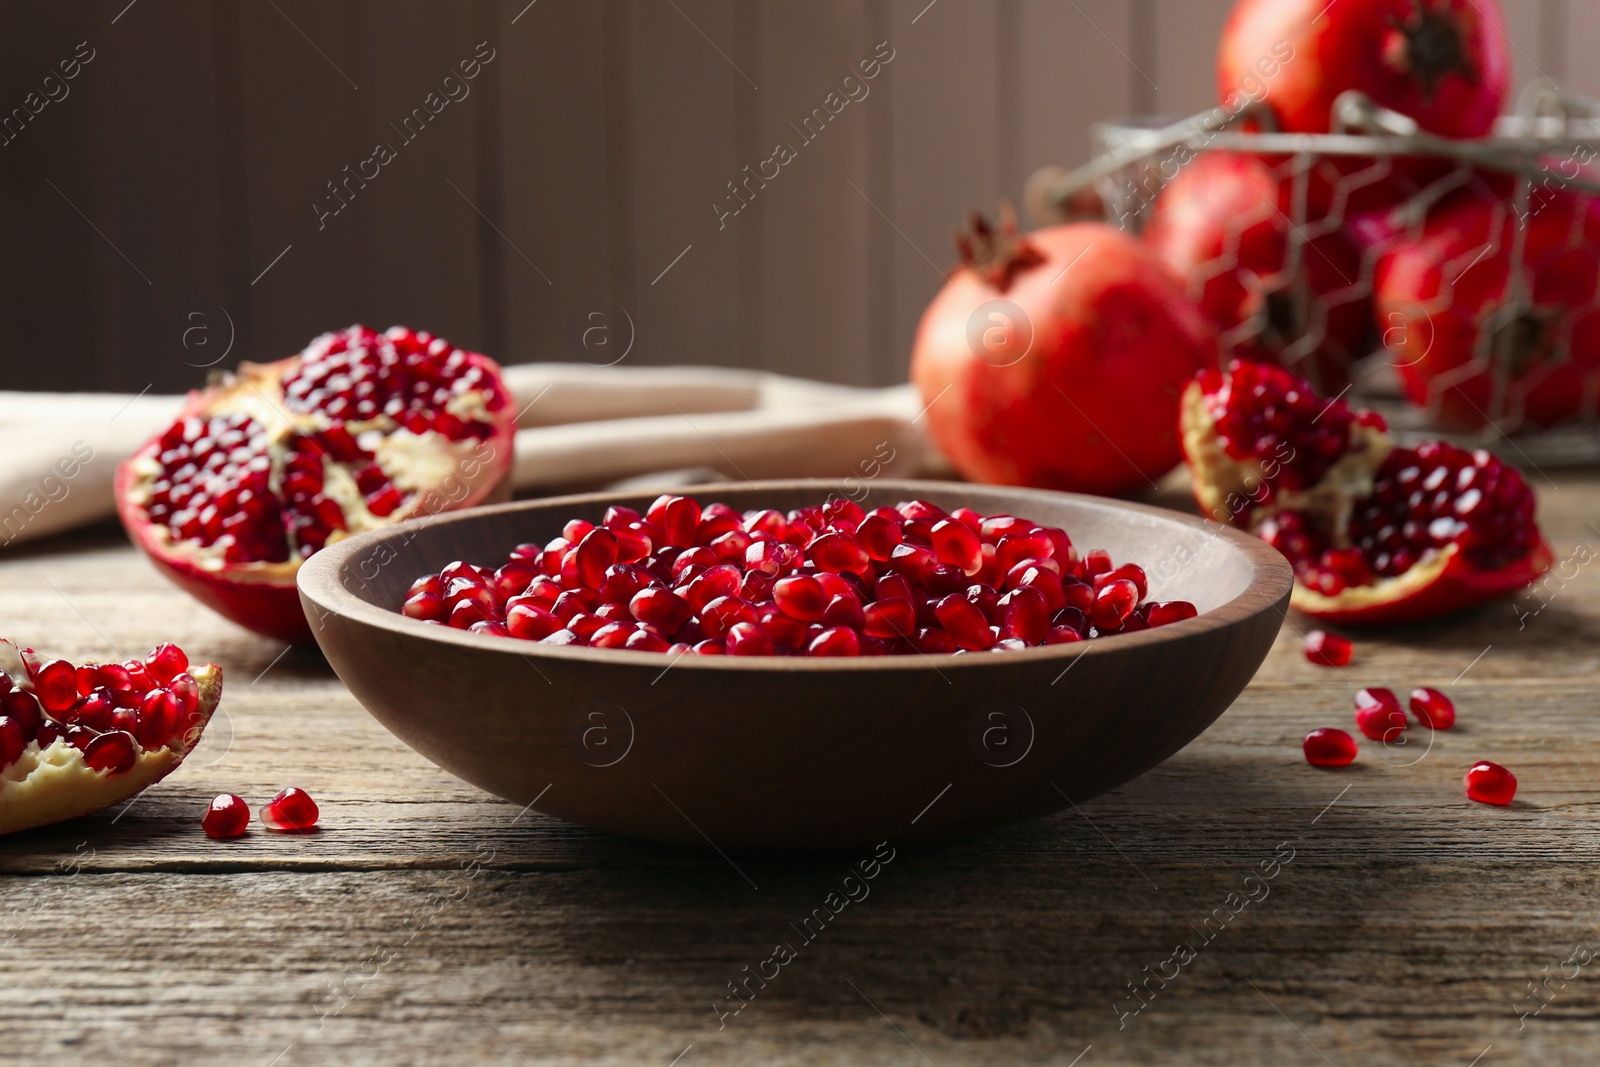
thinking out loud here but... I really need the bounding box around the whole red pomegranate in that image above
[0,639,222,835]
[1182,359,1550,625]
[1219,0,1509,138]
[116,325,517,643]
[1375,187,1600,430]
[1144,151,1370,393]
[1220,0,1510,217]
[911,211,1217,497]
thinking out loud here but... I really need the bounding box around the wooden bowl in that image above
[298,480,1291,852]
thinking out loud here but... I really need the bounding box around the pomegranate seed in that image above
[1354,688,1406,741]
[33,659,77,714]
[1083,549,1114,579]
[934,594,993,651]
[629,587,692,631]
[145,643,189,683]
[1092,563,1148,600]
[83,730,138,775]
[1089,579,1139,631]
[931,519,983,575]
[726,621,774,656]
[1146,601,1197,627]
[647,494,702,548]
[809,532,871,577]
[2,690,42,736]
[857,513,904,560]
[1045,625,1083,644]
[773,575,829,622]
[682,564,742,612]
[1303,728,1358,767]
[262,787,320,831]
[692,638,725,655]
[626,628,671,653]
[1463,761,1516,805]
[1303,630,1352,667]
[574,528,618,589]
[700,596,758,639]
[863,597,916,639]
[821,593,866,631]
[807,626,860,657]
[203,794,250,838]
[1409,687,1455,729]
[135,689,182,749]
[997,586,1049,644]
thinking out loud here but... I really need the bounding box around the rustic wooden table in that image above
[3,473,1599,1066]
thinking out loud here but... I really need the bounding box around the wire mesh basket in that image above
[1025,85,1600,467]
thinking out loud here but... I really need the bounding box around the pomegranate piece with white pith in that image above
[0,639,222,836]
[399,495,1199,656]
[116,325,517,643]
[1181,360,1551,625]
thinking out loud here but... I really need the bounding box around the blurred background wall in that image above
[0,0,1587,396]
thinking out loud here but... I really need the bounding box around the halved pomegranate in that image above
[0,640,222,835]
[1181,359,1551,625]
[116,326,517,643]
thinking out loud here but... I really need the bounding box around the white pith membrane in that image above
[123,361,498,578]
[0,641,223,835]
[1179,382,1456,610]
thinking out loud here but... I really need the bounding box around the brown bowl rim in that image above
[296,479,1293,671]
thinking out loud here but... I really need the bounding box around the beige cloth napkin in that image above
[0,365,931,549]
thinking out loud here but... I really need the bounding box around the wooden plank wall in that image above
[0,0,1585,395]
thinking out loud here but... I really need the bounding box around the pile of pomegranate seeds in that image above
[1300,683,1514,806]
[261,787,319,832]
[400,495,1198,657]
[1303,630,1352,667]
[0,642,207,777]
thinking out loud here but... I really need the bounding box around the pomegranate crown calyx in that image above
[1384,0,1479,102]
[954,203,1046,293]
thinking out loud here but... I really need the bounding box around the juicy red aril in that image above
[83,730,138,775]
[648,494,702,548]
[857,514,904,560]
[630,588,691,631]
[1354,688,1406,741]
[1303,728,1358,767]
[203,794,250,839]
[1464,761,1516,805]
[1409,687,1456,729]
[1090,579,1139,631]
[726,621,774,656]
[145,643,189,684]
[1093,563,1148,600]
[574,528,618,589]
[33,660,77,714]
[807,626,860,657]
[1145,601,1198,627]
[998,587,1049,645]
[262,787,320,831]
[1303,630,1352,667]
[934,594,993,651]
[931,519,983,575]
[863,597,916,639]
[809,533,871,577]
[773,575,829,622]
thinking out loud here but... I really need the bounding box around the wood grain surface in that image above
[3,470,1600,1065]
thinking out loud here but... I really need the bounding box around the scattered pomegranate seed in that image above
[1409,687,1456,729]
[1464,761,1517,806]
[396,497,1197,657]
[1303,728,1358,767]
[1303,630,1352,667]
[203,794,250,838]
[261,787,320,831]
[1354,688,1407,742]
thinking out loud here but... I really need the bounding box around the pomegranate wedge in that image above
[0,640,223,836]
[116,325,517,643]
[1180,360,1551,625]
